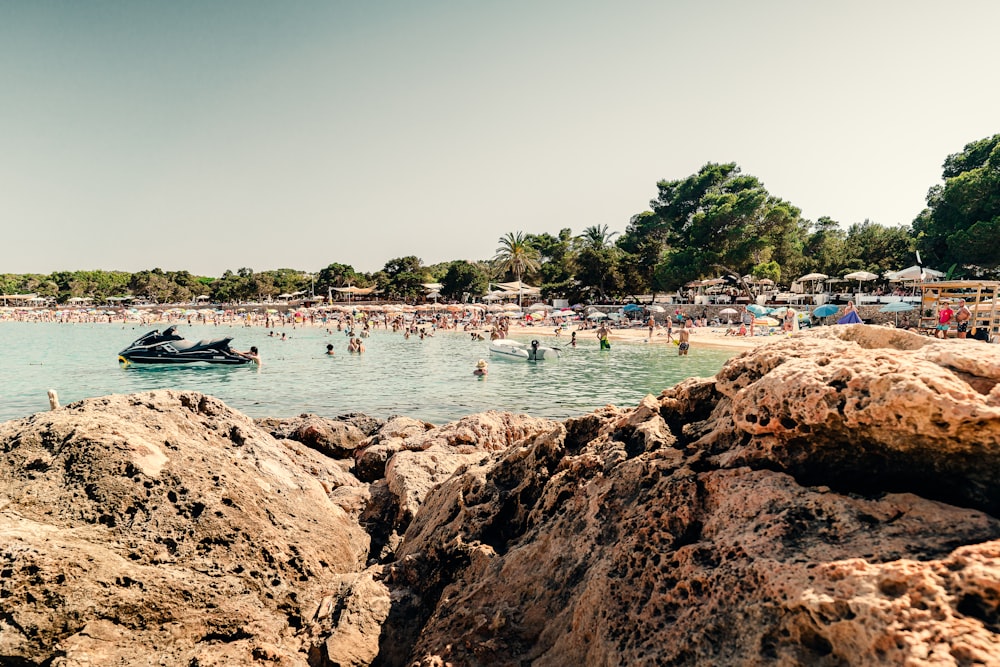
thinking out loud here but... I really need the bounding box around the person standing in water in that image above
[678,321,690,356]
[596,321,611,350]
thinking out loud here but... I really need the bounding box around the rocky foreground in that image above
[2,325,999,666]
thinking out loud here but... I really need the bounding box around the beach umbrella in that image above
[746,304,768,316]
[527,303,549,311]
[587,312,608,320]
[878,301,915,313]
[647,305,665,313]
[753,317,780,327]
[844,271,879,292]
[622,304,643,312]
[719,307,739,315]
[798,273,829,294]
[812,304,839,318]
[879,300,915,326]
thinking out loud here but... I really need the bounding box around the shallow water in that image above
[0,322,735,424]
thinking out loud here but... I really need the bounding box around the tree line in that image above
[3,134,997,306]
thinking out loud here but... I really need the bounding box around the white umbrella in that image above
[527,303,549,311]
[797,273,829,294]
[587,312,608,320]
[885,265,945,282]
[647,305,665,313]
[719,307,739,315]
[844,271,879,292]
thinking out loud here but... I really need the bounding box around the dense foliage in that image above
[3,135,996,305]
[913,133,1000,274]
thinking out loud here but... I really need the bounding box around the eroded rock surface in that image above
[0,391,370,666]
[384,328,1000,666]
[3,327,1000,666]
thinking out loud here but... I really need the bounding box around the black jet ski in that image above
[118,326,253,365]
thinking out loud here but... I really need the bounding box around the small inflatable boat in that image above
[488,339,560,361]
[118,326,253,365]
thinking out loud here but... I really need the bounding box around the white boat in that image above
[488,338,560,361]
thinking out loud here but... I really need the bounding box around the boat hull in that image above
[488,339,560,361]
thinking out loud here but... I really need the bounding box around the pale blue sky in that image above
[2,1,997,276]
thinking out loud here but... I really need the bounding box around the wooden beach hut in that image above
[918,280,1000,340]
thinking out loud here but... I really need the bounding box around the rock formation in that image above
[0,391,371,666]
[1,326,999,666]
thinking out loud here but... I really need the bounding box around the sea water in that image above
[0,322,735,425]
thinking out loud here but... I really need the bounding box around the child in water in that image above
[473,359,488,376]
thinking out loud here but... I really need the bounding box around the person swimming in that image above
[473,358,488,376]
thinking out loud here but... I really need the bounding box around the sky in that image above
[2,0,998,277]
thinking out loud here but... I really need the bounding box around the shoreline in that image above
[502,321,775,352]
[0,315,775,353]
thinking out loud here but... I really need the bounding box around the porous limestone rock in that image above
[381,327,1000,666]
[5,327,1000,666]
[0,391,371,666]
[256,412,379,458]
[358,411,557,567]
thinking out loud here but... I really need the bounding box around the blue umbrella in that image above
[812,304,840,318]
[878,301,915,313]
[879,300,915,326]
[746,304,768,316]
[622,304,643,312]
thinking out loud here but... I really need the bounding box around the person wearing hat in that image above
[473,359,489,376]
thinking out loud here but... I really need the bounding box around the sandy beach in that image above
[504,320,773,352]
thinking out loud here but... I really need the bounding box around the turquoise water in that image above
[0,322,735,425]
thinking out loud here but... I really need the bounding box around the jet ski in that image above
[118,326,253,365]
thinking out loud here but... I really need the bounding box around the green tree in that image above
[493,232,541,287]
[577,224,619,251]
[913,133,1000,275]
[573,225,622,301]
[440,260,488,301]
[617,211,669,297]
[315,263,366,299]
[129,269,174,304]
[842,220,913,275]
[379,256,427,301]
[801,216,848,276]
[643,163,803,289]
[527,229,574,283]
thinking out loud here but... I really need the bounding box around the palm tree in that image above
[493,231,541,306]
[577,224,619,251]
